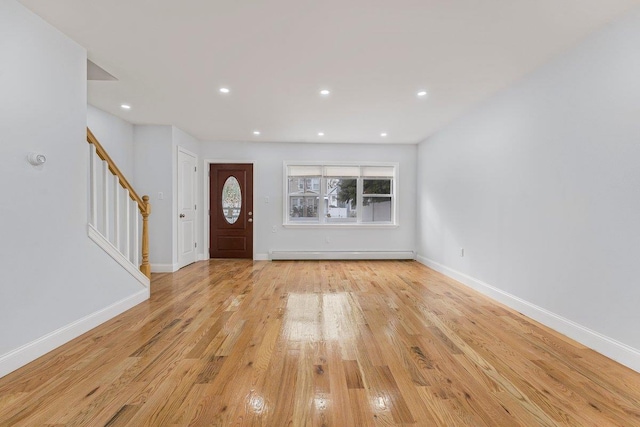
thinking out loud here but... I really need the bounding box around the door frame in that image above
[176,146,198,269]
[203,159,257,260]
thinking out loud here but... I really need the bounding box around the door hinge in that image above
[195,242,197,248]
[194,166,197,172]
[208,209,210,215]
[194,204,197,210]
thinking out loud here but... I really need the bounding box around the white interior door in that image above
[177,148,197,269]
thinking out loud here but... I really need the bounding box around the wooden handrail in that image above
[87,128,146,212]
[86,128,151,279]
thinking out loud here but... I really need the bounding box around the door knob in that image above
[248,218,253,223]
[179,213,185,218]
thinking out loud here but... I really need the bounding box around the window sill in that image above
[282,223,399,229]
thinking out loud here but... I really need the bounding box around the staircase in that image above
[86,128,151,285]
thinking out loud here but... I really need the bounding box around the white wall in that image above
[133,125,174,267]
[87,104,135,178]
[172,126,201,157]
[0,0,147,377]
[132,124,202,270]
[416,7,640,371]
[200,141,417,259]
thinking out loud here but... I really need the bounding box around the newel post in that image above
[140,195,151,279]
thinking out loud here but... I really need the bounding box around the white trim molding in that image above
[283,224,399,229]
[416,255,640,373]
[151,263,180,273]
[0,288,149,378]
[254,253,269,261]
[271,250,415,261]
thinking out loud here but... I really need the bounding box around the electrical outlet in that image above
[272,225,277,233]
[264,196,270,204]
[158,192,164,200]
[325,236,331,243]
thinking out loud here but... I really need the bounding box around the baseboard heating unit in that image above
[270,251,415,260]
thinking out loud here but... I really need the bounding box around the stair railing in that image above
[86,128,151,279]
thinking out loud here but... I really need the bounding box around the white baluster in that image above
[89,145,98,226]
[133,199,139,266]
[125,188,131,261]
[114,175,120,251]
[103,161,110,240]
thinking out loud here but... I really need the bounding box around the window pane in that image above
[288,177,320,194]
[363,179,391,195]
[289,196,318,221]
[308,178,320,193]
[288,178,302,194]
[326,178,357,222]
[362,197,392,222]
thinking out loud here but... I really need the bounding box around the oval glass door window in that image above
[222,176,242,224]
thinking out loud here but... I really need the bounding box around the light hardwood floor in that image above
[1,260,640,426]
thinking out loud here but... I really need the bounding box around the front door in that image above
[209,164,253,258]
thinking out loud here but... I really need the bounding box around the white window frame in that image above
[283,161,399,228]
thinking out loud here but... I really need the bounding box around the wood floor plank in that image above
[1,259,640,426]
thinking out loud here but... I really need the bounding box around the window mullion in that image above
[319,177,326,223]
[392,173,397,223]
[356,177,363,224]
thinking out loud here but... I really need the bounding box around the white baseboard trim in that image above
[0,288,149,379]
[197,254,208,261]
[87,224,150,287]
[151,263,179,273]
[254,253,269,261]
[416,255,640,373]
[271,250,415,261]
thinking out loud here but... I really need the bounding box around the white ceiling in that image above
[19,0,640,144]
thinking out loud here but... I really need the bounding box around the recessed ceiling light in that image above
[120,104,131,110]
[417,90,428,97]
[320,89,330,96]
[253,131,261,135]
[380,133,387,137]
[219,87,230,94]
[318,132,325,136]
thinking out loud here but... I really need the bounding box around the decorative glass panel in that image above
[222,176,242,224]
